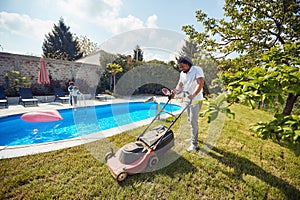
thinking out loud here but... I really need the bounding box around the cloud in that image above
[0,12,53,39]
[142,48,177,62]
[0,0,158,41]
[0,0,159,55]
[146,15,158,28]
[56,0,158,34]
[56,0,111,19]
[102,0,123,9]
[98,28,185,61]
[97,14,145,34]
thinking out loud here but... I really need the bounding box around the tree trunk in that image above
[113,74,116,94]
[282,93,299,115]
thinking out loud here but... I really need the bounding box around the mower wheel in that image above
[105,152,114,162]
[148,155,159,168]
[116,172,128,182]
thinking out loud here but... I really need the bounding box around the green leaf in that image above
[294,130,300,136]
[283,127,293,134]
[293,134,299,142]
[249,99,256,109]
[208,111,218,123]
[277,94,285,105]
[224,108,235,119]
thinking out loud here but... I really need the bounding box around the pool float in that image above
[21,110,63,122]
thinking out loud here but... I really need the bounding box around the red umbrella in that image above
[38,58,50,84]
[38,58,50,102]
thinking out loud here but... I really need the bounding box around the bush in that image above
[3,70,31,97]
[251,114,300,145]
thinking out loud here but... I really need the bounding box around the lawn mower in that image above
[105,88,191,182]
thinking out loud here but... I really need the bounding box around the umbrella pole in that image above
[43,84,47,103]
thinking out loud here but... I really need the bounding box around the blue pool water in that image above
[0,102,181,146]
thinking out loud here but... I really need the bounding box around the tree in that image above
[74,34,100,57]
[133,45,143,61]
[97,52,129,94]
[106,63,123,94]
[42,18,83,61]
[4,70,31,96]
[182,0,300,144]
[179,39,199,58]
[183,0,299,59]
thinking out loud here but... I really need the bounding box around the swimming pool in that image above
[0,102,181,146]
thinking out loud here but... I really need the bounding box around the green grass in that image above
[1,104,299,199]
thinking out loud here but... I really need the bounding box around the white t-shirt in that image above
[73,89,80,96]
[179,66,205,101]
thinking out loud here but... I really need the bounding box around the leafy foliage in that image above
[106,63,123,94]
[4,70,31,96]
[251,114,300,144]
[98,52,132,94]
[106,63,123,75]
[182,0,300,145]
[42,18,83,61]
[98,51,178,96]
[225,43,300,108]
[183,0,299,58]
[200,93,235,123]
[74,34,100,57]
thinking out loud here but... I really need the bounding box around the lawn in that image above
[0,104,299,199]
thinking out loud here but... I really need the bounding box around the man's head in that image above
[177,56,193,73]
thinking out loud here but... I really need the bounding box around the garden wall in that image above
[0,52,104,96]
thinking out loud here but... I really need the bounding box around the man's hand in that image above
[170,90,177,99]
[187,94,194,100]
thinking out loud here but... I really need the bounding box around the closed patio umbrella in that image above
[38,58,50,84]
[38,58,50,102]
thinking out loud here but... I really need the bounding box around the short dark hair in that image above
[177,56,193,67]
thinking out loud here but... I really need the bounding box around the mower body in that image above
[105,124,174,181]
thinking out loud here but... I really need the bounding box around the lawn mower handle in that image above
[138,96,173,139]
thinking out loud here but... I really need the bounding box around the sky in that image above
[0,0,224,60]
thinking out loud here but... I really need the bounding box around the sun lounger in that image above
[95,94,107,101]
[18,88,38,106]
[0,87,8,108]
[95,94,115,101]
[54,88,69,103]
[95,94,108,101]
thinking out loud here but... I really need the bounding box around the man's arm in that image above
[175,82,183,93]
[188,77,204,100]
[171,81,183,98]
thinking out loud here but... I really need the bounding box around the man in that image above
[172,56,205,152]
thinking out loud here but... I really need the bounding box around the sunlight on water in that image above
[0,102,180,146]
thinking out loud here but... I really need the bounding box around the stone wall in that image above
[0,52,104,95]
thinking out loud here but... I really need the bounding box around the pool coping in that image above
[0,96,183,159]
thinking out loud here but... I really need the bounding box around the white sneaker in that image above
[187,145,197,152]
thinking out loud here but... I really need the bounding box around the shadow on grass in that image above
[202,144,300,199]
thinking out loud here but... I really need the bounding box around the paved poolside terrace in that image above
[0,95,181,159]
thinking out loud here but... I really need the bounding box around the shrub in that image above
[251,114,300,144]
[4,70,31,96]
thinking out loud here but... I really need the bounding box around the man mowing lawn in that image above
[172,56,205,152]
